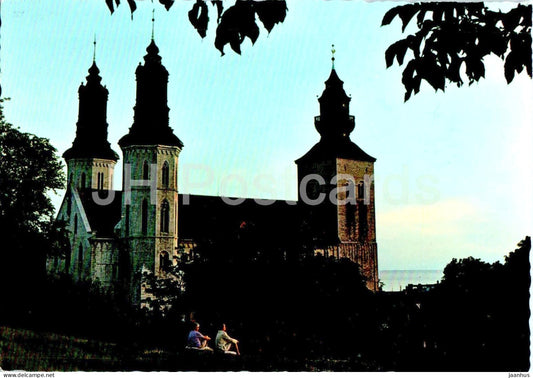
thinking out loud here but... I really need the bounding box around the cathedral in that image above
[48,36,379,304]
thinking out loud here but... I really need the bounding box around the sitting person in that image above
[215,323,240,355]
[187,322,213,351]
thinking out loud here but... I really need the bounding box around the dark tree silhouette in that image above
[0,100,65,312]
[382,2,532,101]
[419,236,531,371]
[104,0,287,56]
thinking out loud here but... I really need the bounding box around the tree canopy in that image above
[105,0,287,56]
[382,2,532,101]
[0,100,65,286]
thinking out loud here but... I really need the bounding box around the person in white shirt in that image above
[215,323,240,355]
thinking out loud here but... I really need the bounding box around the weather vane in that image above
[151,9,155,40]
[331,44,336,69]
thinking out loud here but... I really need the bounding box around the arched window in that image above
[142,161,149,180]
[162,161,169,188]
[69,173,73,185]
[80,173,86,189]
[74,214,78,235]
[97,172,104,190]
[159,251,170,272]
[357,181,364,200]
[160,200,170,233]
[141,199,148,235]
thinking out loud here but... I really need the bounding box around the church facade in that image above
[48,38,379,304]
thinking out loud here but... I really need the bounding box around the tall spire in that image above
[315,49,353,141]
[63,43,118,161]
[118,24,183,148]
[295,53,375,164]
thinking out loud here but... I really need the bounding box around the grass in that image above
[0,326,123,371]
[0,325,377,372]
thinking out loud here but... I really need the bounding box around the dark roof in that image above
[64,61,119,162]
[118,128,184,148]
[118,39,183,149]
[78,189,123,237]
[320,68,350,104]
[63,143,119,161]
[295,138,376,164]
[177,194,300,243]
[74,190,337,244]
[297,67,376,165]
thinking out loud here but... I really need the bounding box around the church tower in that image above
[63,59,119,191]
[118,36,184,304]
[296,48,378,290]
[59,53,119,280]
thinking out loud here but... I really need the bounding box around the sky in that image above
[2,0,532,276]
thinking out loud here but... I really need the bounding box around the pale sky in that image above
[2,0,532,273]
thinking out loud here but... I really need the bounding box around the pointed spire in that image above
[144,10,161,64]
[87,36,102,84]
[63,44,118,162]
[119,16,183,149]
[315,52,354,141]
[296,52,375,165]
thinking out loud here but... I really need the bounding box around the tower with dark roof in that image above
[118,36,183,304]
[56,54,120,282]
[63,60,119,191]
[296,55,378,291]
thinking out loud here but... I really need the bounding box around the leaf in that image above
[382,5,402,26]
[504,51,516,83]
[105,0,114,14]
[446,55,464,86]
[385,39,409,68]
[254,0,287,33]
[383,2,533,99]
[407,33,422,59]
[159,0,174,11]
[188,0,209,39]
[415,5,427,27]
[401,60,417,101]
[502,6,522,32]
[127,0,136,15]
[214,2,259,55]
[465,56,485,84]
[420,56,446,91]
[212,0,224,23]
[398,4,419,32]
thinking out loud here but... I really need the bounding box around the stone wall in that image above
[90,238,119,290]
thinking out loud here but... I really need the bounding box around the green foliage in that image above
[0,100,64,235]
[382,2,532,101]
[180,254,371,360]
[424,236,531,370]
[0,100,65,298]
[104,0,287,56]
[141,264,187,316]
